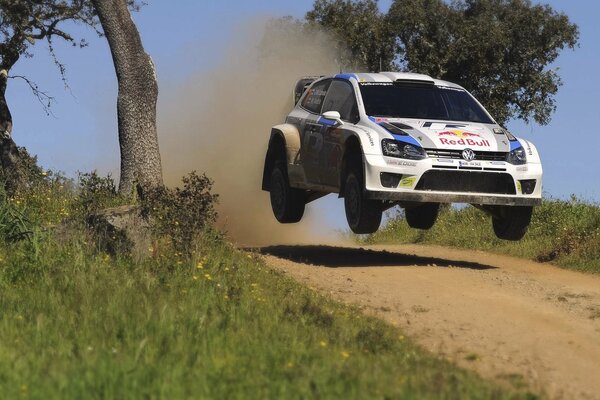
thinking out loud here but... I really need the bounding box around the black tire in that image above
[405,203,440,230]
[492,206,533,241]
[344,171,382,234]
[269,161,305,223]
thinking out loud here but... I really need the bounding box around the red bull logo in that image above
[438,129,481,138]
[438,129,490,147]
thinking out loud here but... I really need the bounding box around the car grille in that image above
[415,170,516,195]
[425,148,507,162]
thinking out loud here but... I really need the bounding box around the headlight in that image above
[507,146,527,165]
[382,139,427,160]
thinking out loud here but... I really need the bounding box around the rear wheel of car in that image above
[405,203,440,230]
[270,161,305,223]
[492,205,533,241]
[344,169,382,234]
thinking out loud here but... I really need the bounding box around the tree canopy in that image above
[0,0,99,76]
[307,0,579,125]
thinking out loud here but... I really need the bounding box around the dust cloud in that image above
[158,18,348,246]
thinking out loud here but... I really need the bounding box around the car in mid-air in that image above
[262,72,542,240]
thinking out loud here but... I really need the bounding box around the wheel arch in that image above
[262,124,301,191]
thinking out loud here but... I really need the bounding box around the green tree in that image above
[0,0,98,193]
[307,0,579,125]
[306,0,397,72]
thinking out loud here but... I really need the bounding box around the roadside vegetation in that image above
[366,199,600,274]
[0,152,537,399]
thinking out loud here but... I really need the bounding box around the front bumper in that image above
[367,190,541,206]
[363,153,543,206]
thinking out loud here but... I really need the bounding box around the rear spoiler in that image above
[293,76,323,105]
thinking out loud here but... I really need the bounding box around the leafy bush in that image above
[141,171,218,257]
[75,171,120,215]
[0,193,35,242]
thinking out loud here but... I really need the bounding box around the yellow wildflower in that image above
[319,341,327,348]
[192,275,199,281]
[340,351,350,359]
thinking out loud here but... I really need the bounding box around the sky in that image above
[5,0,599,233]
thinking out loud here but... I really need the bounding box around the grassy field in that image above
[366,197,600,274]
[0,164,536,398]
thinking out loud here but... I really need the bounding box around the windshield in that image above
[359,83,494,124]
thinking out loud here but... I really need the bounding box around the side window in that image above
[301,79,331,114]
[321,80,359,123]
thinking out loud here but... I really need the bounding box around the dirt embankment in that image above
[259,244,600,400]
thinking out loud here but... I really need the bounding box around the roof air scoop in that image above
[394,78,435,85]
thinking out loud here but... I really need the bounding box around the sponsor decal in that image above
[438,129,481,138]
[399,176,417,187]
[365,131,375,146]
[388,160,417,167]
[359,82,392,86]
[459,160,481,167]
[437,130,490,147]
[439,137,491,147]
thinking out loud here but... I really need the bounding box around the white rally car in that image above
[262,72,542,240]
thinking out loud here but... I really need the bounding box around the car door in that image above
[312,79,360,187]
[298,79,331,184]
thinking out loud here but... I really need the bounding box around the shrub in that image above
[75,171,119,215]
[141,171,218,257]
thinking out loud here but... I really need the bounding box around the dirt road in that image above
[258,244,600,399]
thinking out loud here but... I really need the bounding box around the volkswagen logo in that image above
[462,148,476,161]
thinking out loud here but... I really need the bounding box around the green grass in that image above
[0,174,537,399]
[366,197,600,274]
[0,234,539,399]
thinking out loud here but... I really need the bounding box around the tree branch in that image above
[8,74,55,116]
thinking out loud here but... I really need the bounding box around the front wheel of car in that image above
[270,161,306,223]
[492,206,533,241]
[405,203,440,230]
[344,171,382,234]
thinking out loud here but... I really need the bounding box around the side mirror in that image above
[322,111,343,126]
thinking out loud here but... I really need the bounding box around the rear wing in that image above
[293,76,322,105]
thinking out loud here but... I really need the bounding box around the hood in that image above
[374,118,511,152]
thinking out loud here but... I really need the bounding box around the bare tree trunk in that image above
[92,0,163,194]
[0,70,22,196]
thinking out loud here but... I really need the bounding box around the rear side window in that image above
[301,79,331,114]
[322,80,359,123]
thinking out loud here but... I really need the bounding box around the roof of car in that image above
[334,72,464,89]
